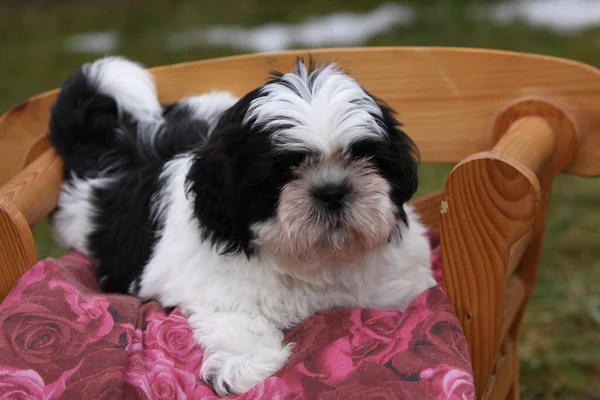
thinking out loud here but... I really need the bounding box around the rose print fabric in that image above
[0,230,474,399]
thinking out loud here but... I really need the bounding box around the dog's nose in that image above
[312,184,350,210]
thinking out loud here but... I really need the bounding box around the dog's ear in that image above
[360,92,419,225]
[185,88,272,256]
[186,124,248,255]
[377,100,419,205]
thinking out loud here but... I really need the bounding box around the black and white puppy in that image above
[49,56,436,396]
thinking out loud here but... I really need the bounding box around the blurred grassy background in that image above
[1,1,599,398]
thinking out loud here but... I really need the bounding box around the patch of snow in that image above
[481,0,600,33]
[66,31,119,54]
[166,3,415,52]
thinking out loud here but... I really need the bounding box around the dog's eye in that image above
[278,150,314,171]
[347,139,379,161]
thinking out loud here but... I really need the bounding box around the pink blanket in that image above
[0,230,474,399]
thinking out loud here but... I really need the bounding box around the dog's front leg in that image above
[185,308,294,396]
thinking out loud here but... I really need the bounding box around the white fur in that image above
[83,56,162,123]
[180,91,238,130]
[244,62,385,155]
[84,58,237,154]
[138,155,435,396]
[51,175,112,258]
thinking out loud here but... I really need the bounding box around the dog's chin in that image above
[253,218,396,279]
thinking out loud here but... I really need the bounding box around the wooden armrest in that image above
[441,151,540,399]
[441,97,581,399]
[0,148,63,227]
[0,148,62,300]
[0,198,37,300]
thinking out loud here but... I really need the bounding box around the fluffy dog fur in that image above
[49,56,436,396]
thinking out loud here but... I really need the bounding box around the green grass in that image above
[2,1,600,398]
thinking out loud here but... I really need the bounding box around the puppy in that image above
[49,56,436,396]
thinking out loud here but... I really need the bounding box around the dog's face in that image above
[187,60,418,274]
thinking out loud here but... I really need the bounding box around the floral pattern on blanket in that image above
[0,230,474,399]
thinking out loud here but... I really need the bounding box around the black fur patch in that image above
[186,87,308,257]
[348,92,419,226]
[49,66,211,293]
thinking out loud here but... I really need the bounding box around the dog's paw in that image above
[187,310,293,395]
[200,343,293,396]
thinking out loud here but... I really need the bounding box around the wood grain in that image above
[456,98,582,398]
[505,200,549,400]
[491,98,580,176]
[440,151,540,398]
[493,117,555,173]
[0,149,63,227]
[2,47,600,187]
[507,227,534,279]
[489,98,581,399]
[502,276,527,340]
[410,190,442,229]
[483,339,517,400]
[0,198,37,300]
[0,91,58,186]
